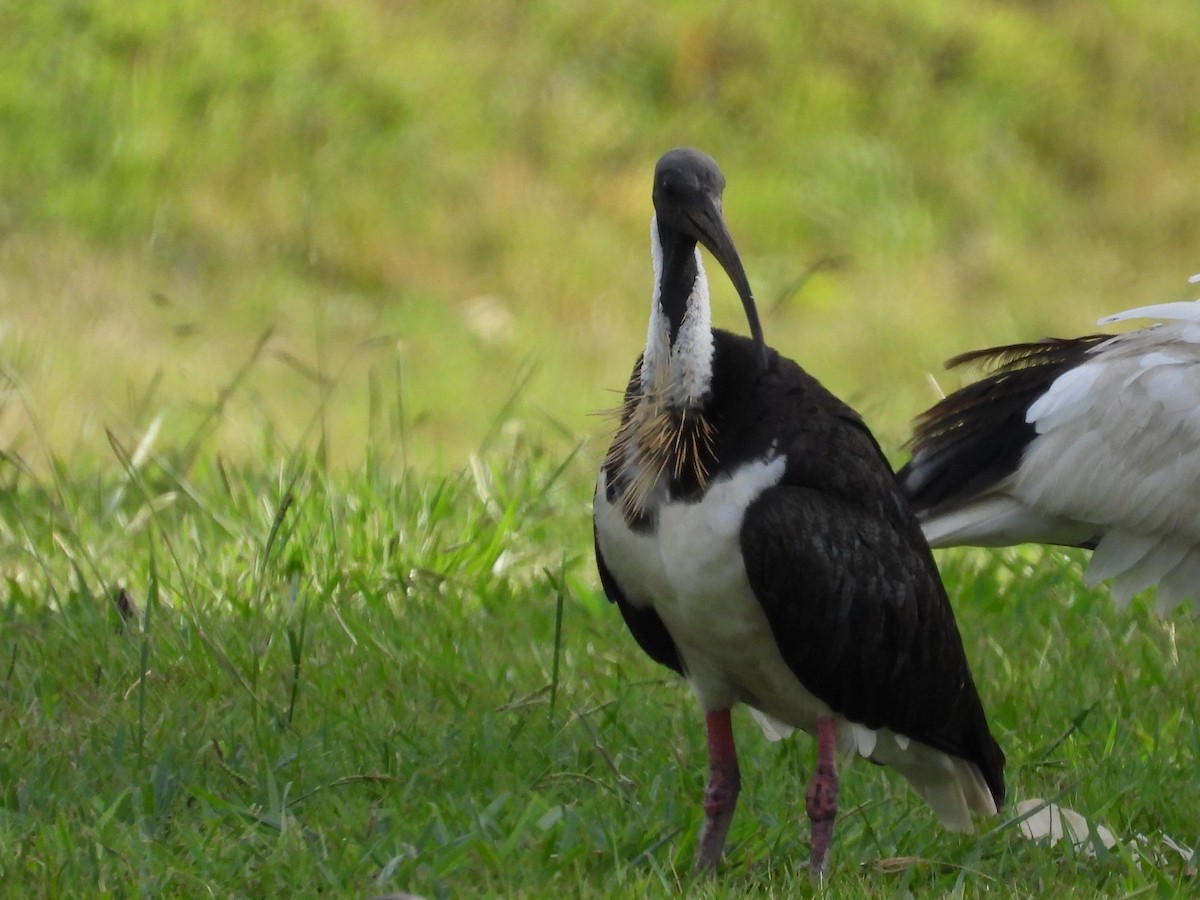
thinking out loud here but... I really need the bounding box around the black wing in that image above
[739,406,1005,806]
[898,336,1106,515]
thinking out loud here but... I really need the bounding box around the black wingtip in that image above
[899,335,1106,514]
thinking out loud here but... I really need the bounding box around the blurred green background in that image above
[3,0,1199,470]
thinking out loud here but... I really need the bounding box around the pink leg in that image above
[694,708,741,873]
[805,716,839,880]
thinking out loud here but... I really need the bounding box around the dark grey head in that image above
[652,148,767,370]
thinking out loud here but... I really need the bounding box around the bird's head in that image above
[652,148,767,371]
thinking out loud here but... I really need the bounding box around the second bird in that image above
[593,148,1005,879]
[899,289,1200,617]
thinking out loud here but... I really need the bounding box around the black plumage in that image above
[602,329,1004,795]
[899,336,1107,527]
[593,148,1004,878]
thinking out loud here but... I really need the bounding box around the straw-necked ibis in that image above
[593,148,1005,878]
[899,284,1200,617]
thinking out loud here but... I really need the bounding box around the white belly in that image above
[595,456,828,725]
[595,457,998,831]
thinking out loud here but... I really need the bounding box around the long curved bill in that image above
[689,200,769,372]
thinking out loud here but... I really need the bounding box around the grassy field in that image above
[0,427,1196,897]
[2,0,1199,896]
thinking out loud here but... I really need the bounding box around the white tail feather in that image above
[748,707,794,742]
[1086,532,1159,589]
[747,712,997,833]
[1108,541,1190,607]
[1154,551,1200,615]
[865,729,997,833]
[919,495,1097,549]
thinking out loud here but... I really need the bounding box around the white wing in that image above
[1009,318,1200,612]
[918,303,1200,615]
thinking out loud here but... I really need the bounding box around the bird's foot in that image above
[694,709,741,873]
[805,716,840,881]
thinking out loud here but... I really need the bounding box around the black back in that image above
[599,330,1005,806]
[897,336,1107,517]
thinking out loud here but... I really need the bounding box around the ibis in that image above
[899,282,1200,617]
[593,148,1005,879]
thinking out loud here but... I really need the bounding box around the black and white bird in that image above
[593,148,1004,879]
[899,282,1200,617]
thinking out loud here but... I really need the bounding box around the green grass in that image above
[1,413,1196,897]
[2,1,1199,896]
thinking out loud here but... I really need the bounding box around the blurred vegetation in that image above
[2,0,1199,469]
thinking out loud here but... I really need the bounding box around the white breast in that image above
[597,457,806,712]
[594,456,996,830]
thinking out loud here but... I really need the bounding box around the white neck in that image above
[641,215,715,409]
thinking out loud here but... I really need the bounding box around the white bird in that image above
[898,280,1200,616]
